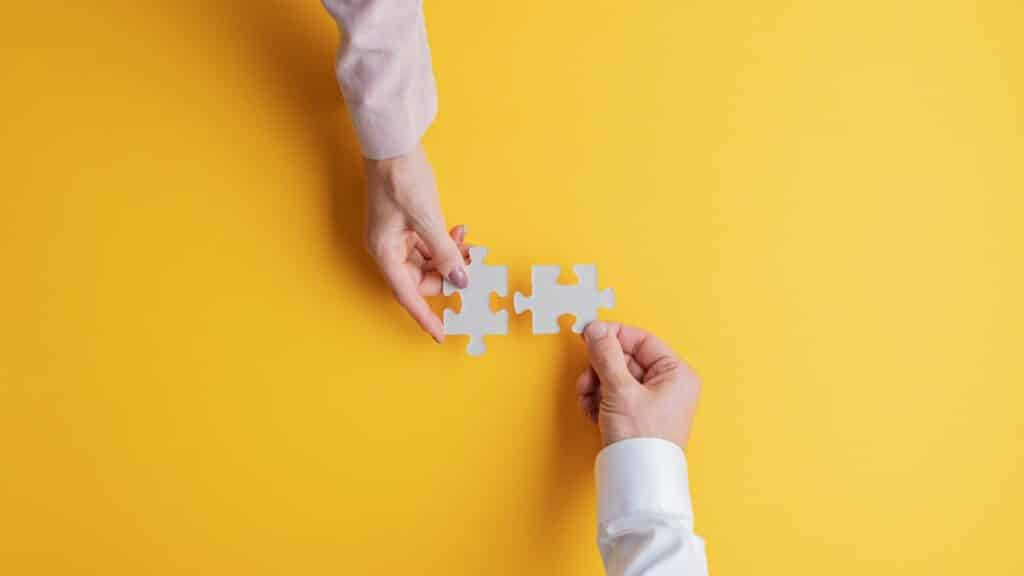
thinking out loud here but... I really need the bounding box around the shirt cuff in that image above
[595,438,694,529]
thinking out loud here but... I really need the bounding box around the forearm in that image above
[597,439,708,575]
[323,0,437,159]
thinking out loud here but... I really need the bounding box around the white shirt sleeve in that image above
[596,438,709,576]
[322,0,438,159]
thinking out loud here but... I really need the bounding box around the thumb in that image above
[418,221,469,289]
[584,322,636,390]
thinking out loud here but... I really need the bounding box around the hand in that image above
[364,145,469,343]
[576,322,701,449]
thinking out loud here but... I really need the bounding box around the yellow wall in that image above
[2,1,1022,574]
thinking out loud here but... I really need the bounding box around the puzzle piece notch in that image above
[443,246,508,356]
[513,264,615,334]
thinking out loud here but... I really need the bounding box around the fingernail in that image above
[433,333,444,344]
[585,321,607,342]
[448,266,469,289]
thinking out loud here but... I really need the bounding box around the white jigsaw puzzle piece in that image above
[443,246,508,356]
[513,264,615,334]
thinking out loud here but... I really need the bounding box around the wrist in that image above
[364,156,400,184]
[601,423,685,451]
[364,145,420,178]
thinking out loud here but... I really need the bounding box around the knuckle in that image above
[437,251,460,270]
[649,356,682,379]
[661,358,683,374]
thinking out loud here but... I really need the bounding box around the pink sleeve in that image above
[323,0,438,159]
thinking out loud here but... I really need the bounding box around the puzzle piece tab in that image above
[513,265,615,334]
[443,246,508,356]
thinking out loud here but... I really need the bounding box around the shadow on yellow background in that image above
[206,2,602,550]
[212,0,368,283]
[2,1,1023,575]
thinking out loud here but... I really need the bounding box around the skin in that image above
[577,322,702,449]
[363,144,469,343]
[364,149,704,454]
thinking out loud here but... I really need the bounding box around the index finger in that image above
[382,260,445,342]
[613,324,679,371]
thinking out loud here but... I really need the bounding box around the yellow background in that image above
[2,1,1022,574]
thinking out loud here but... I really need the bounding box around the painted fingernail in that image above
[584,321,608,341]
[448,266,469,289]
